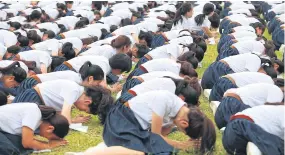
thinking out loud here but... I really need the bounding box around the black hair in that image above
[185,43,205,62]
[0,61,27,83]
[250,22,265,35]
[57,3,67,11]
[249,9,259,17]
[178,61,198,77]
[173,3,193,26]
[0,91,8,106]
[44,30,55,39]
[61,42,75,60]
[178,51,199,69]
[110,25,118,33]
[272,58,284,74]
[264,40,276,58]
[193,36,207,52]
[92,1,103,10]
[120,18,132,27]
[273,78,284,87]
[138,31,153,48]
[7,45,21,55]
[74,20,88,29]
[260,57,277,78]
[185,107,216,154]
[85,85,113,124]
[81,36,98,45]
[109,53,132,73]
[111,35,131,49]
[38,105,69,138]
[256,17,266,27]
[27,30,42,44]
[65,1,74,4]
[100,28,109,40]
[57,23,67,33]
[26,10,42,22]
[79,61,104,81]
[7,21,21,30]
[208,12,220,28]
[135,44,150,58]
[15,32,29,47]
[194,3,214,26]
[50,56,66,72]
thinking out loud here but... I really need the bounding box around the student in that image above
[42,30,55,40]
[128,43,150,62]
[15,32,33,52]
[118,76,201,106]
[223,105,284,155]
[0,21,21,31]
[171,3,193,30]
[18,61,104,94]
[13,80,113,124]
[215,83,284,129]
[272,57,284,75]
[91,91,216,155]
[2,45,21,60]
[216,39,276,61]
[0,29,18,47]
[0,103,69,154]
[24,10,42,26]
[65,1,74,16]
[209,72,276,102]
[201,53,277,89]
[138,31,153,48]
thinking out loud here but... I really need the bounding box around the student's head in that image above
[57,3,67,12]
[30,1,38,7]
[193,36,207,52]
[258,57,277,78]
[79,61,104,86]
[250,22,265,36]
[138,31,153,48]
[59,42,76,60]
[15,33,28,47]
[38,105,69,140]
[184,42,205,62]
[174,106,216,154]
[109,53,132,75]
[194,3,215,26]
[120,18,132,27]
[42,30,55,41]
[26,10,42,22]
[57,23,67,33]
[92,1,103,10]
[94,10,102,21]
[0,61,27,88]
[4,45,21,60]
[111,35,131,53]
[81,37,98,46]
[131,12,140,23]
[7,21,21,31]
[274,78,284,92]
[27,30,42,45]
[74,19,88,29]
[110,25,118,33]
[173,3,193,26]
[178,51,199,69]
[178,61,198,77]
[272,58,284,75]
[208,12,220,29]
[130,43,150,59]
[0,91,8,106]
[263,40,276,58]
[50,56,66,72]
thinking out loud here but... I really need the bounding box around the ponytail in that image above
[264,40,276,58]
[38,105,69,138]
[195,3,215,26]
[259,57,277,78]
[194,14,206,26]
[178,51,199,69]
[0,61,27,83]
[178,61,198,77]
[61,42,75,60]
[8,21,21,30]
[184,76,202,97]
[173,3,193,26]
[79,61,104,81]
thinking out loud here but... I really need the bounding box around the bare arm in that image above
[61,102,73,124]
[202,27,217,38]
[40,64,47,74]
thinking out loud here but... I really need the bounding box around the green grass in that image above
[35,29,277,155]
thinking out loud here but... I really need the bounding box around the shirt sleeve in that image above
[60,83,83,105]
[22,105,42,131]
[266,87,284,103]
[245,55,261,72]
[148,94,169,118]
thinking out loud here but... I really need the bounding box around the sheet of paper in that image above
[70,123,88,133]
[33,149,51,153]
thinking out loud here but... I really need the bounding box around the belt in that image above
[63,61,75,71]
[31,75,42,83]
[128,90,137,96]
[139,65,148,73]
[124,102,130,108]
[230,114,254,123]
[223,75,236,85]
[219,60,229,67]
[132,76,144,82]
[33,86,45,105]
[224,93,242,102]
[59,33,65,39]
[230,45,236,49]
[144,54,153,60]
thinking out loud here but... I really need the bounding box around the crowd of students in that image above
[0,1,284,155]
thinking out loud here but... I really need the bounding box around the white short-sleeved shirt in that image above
[36,22,60,34]
[148,11,168,18]
[171,16,191,30]
[79,45,116,59]
[73,10,94,22]
[188,16,211,31]
[169,36,193,45]
[99,16,122,26]
[143,17,165,25]
[111,9,132,19]
[223,53,261,72]
[129,90,185,129]
[235,36,256,42]
[231,31,257,39]
[32,39,59,55]
[164,29,182,40]
[235,17,260,26]
[131,78,176,95]
[37,71,82,84]
[228,72,274,87]
[0,22,10,30]
[0,43,6,59]
[18,50,52,69]
[236,105,284,140]
[56,16,80,30]
[228,83,283,107]
[0,103,42,135]
[87,23,110,32]
[0,60,28,75]
[113,25,141,36]
[233,40,265,55]
[139,71,182,81]
[229,9,252,16]
[37,80,84,111]
[233,26,255,33]
[62,28,102,39]
[58,37,83,51]
[148,44,183,60]
[0,30,17,47]
[67,56,111,75]
[0,10,7,21]
[142,58,181,75]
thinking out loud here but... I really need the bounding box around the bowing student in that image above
[171,3,194,30]
[209,72,277,102]
[223,105,284,155]
[13,79,113,124]
[215,83,284,129]
[201,53,277,89]
[0,103,69,154]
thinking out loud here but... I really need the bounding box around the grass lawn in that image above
[34,29,280,155]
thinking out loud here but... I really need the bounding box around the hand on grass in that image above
[72,115,92,123]
[49,139,68,149]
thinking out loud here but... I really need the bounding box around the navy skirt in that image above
[209,77,237,102]
[53,64,72,72]
[12,88,43,105]
[223,119,284,155]
[134,56,150,69]
[117,91,136,104]
[201,61,235,90]
[0,131,33,155]
[103,103,174,154]
[217,35,234,53]
[214,97,250,129]
[122,78,142,94]
[17,77,40,95]
[216,47,239,61]
[219,39,235,54]
[126,67,147,81]
[151,34,167,49]
[106,72,119,85]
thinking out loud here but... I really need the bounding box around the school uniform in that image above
[0,60,28,74]
[104,90,185,154]
[61,27,102,40]
[36,22,60,34]
[209,72,274,102]
[99,16,122,26]
[215,83,283,129]
[171,16,191,30]
[73,10,94,23]
[56,16,80,30]
[13,80,84,111]
[201,53,261,89]
[164,29,183,40]
[18,50,52,70]
[219,36,256,54]
[0,29,17,47]
[111,9,132,19]
[168,36,193,46]
[188,15,211,32]
[0,103,42,155]
[223,105,284,155]
[79,44,116,59]
[32,39,59,55]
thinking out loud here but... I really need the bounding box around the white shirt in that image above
[0,43,6,59]
[18,50,52,69]
[171,16,191,30]
[111,9,132,19]
[231,31,257,39]
[148,44,183,60]
[233,40,265,55]
[131,78,176,95]
[139,71,182,81]
[233,26,255,33]
[0,103,42,135]
[37,71,82,84]
[143,17,165,25]
[37,80,84,111]
[79,45,116,59]
[164,29,182,40]
[236,105,284,140]
[223,53,261,72]
[129,90,185,129]
[0,22,10,30]
[142,58,181,75]
[228,83,283,107]
[56,16,80,30]
[36,22,60,34]
[32,39,59,55]
[113,25,141,36]
[188,16,211,31]
[73,10,94,22]
[228,72,274,87]
[99,16,122,26]
[87,23,110,32]
[62,27,102,39]
[67,56,111,75]
[229,9,252,16]
[0,60,28,75]
[58,37,83,51]
[0,30,17,47]
[169,36,193,45]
